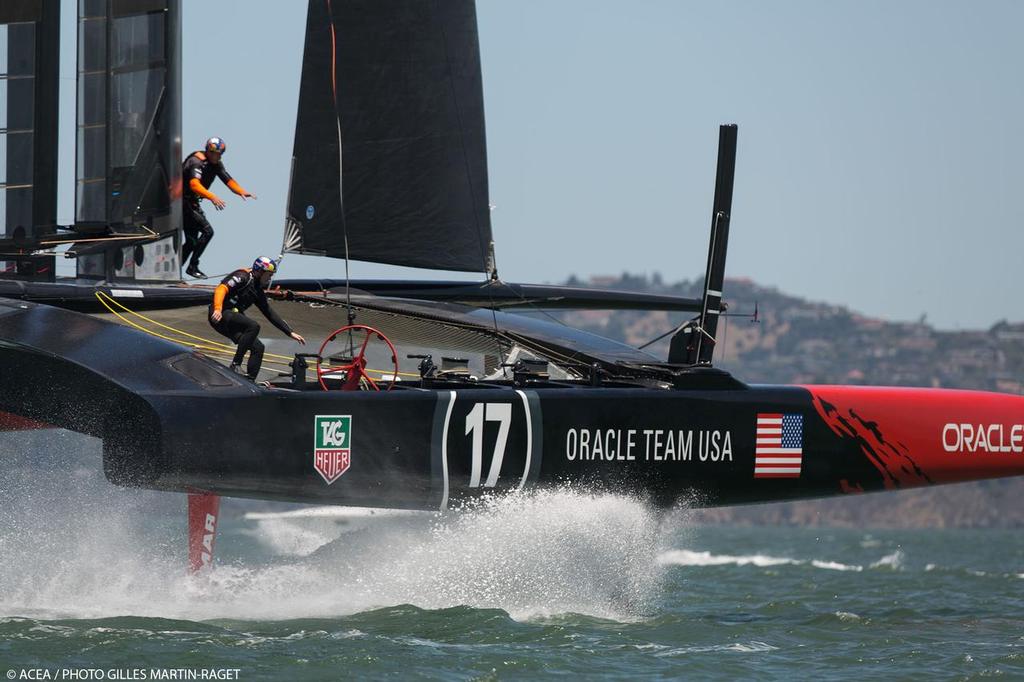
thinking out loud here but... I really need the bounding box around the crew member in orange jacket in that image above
[209,256,305,380]
[181,137,255,278]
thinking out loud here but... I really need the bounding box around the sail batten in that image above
[285,0,493,274]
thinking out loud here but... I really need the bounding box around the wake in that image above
[0,431,679,622]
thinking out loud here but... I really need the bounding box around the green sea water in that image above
[2,434,1024,679]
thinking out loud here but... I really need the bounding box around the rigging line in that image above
[38,233,160,247]
[292,292,529,373]
[482,283,666,376]
[481,280,579,376]
[636,307,753,352]
[94,291,295,363]
[324,0,354,329]
[94,298,293,372]
[638,309,756,349]
[181,270,231,282]
[489,306,508,377]
[94,296,267,365]
[95,291,233,351]
[503,333,603,376]
[636,306,758,352]
[95,293,239,356]
[286,289,514,345]
[638,319,690,350]
[491,280,573,329]
[296,293,514,353]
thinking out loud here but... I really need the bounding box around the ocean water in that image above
[2,432,1024,679]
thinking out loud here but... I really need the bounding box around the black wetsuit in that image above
[181,152,234,269]
[209,269,293,379]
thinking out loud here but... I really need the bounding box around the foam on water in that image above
[657,549,798,568]
[243,507,426,557]
[869,550,904,570]
[656,549,864,572]
[279,488,672,621]
[653,641,780,657]
[0,433,674,622]
[810,559,863,572]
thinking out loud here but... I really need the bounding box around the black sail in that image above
[284,0,494,274]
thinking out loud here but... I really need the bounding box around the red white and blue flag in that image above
[754,413,803,478]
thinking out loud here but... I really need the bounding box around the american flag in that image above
[754,413,803,478]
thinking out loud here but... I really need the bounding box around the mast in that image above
[694,124,738,364]
[0,0,60,282]
[669,124,738,365]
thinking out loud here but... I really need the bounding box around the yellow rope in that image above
[94,291,419,378]
[94,292,291,369]
[95,290,299,363]
[94,291,234,355]
[96,291,252,354]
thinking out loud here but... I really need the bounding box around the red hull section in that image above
[0,410,52,432]
[806,385,1024,489]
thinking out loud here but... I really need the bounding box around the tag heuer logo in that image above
[314,415,351,485]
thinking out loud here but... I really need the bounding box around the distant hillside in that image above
[547,273,1024,528]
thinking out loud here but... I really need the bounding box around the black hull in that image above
[4,298,1023,511]
[102,384,870,510]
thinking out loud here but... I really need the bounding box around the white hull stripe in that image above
[516,390,533,490]
[439,390,457,511]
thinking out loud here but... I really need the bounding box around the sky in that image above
[51,0,1024,329]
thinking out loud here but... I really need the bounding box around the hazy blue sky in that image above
[54,1,1024,329]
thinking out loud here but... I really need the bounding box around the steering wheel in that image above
[317,324,399,391]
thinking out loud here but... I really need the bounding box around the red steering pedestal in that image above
[316,324,399,391]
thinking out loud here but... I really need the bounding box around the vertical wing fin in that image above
[671,124,738,365]
[187,491,221,573]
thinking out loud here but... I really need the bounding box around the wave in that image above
[656,549,799,568]
[656,549,864,572]
[811,560,863,572]
[925,564,1024,580]
[868,550,903,570]
[651,641,780,656]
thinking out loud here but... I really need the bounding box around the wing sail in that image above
[285,0,493,274]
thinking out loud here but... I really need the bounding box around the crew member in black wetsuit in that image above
[209,256,306,379]
[181,137,256,278]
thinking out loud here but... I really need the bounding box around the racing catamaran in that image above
[1,1,1022,572]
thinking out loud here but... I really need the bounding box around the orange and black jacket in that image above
[211,269,292,335]
[182,151,250,205]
